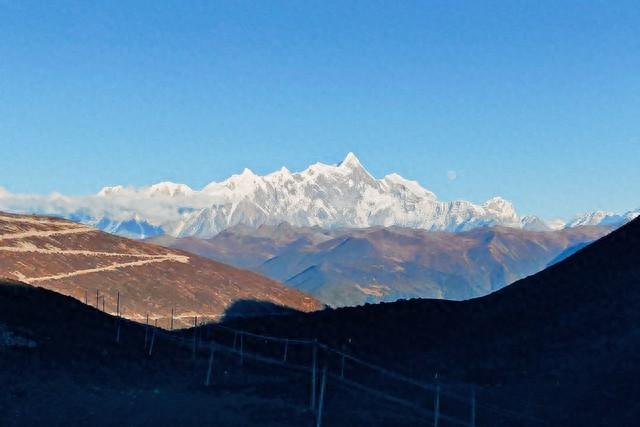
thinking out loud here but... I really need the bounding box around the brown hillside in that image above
[0,212,321,327]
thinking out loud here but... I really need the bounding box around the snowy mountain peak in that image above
[567,209,640,228]
[519,215,551,231]
[165,154,522,237]
[483,196,511,206]
[146,182,194,197]
[266,166,293,181]
[568,211,617,228]
[481,197,518,222]
[338,152,363,170]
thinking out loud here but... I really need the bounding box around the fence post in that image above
[115,292,121,344]
[233,331,238,350]
[470,386,476,427]
[310,339,318,411]
[85,290,88,305]
[170,307,174,331]
[192,316,197,360]
[205,343,215,386]
[434,372,440,427]
[283,339,289,363]
[144,314,149,350]
[316,365,327,427]
[148,326,156,356]
[101,297,105,312]
[96,289,99,309]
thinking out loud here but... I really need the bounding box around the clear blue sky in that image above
[1,1,638,218]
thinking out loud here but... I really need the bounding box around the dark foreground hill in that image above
[3,217,640,426]
[0,281,426,427]
[227,216,640,426]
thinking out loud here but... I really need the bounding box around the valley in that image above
[152,223,612,306]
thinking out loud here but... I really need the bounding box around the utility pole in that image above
[310,339,318,411]
[205,344,215,386]
[434,372,440,427]
[115,292,121,344]
[316,366,327,427]
[144,314,149,350]
[470,386,476,427]
[192,316,197,359]
[148,326,156,356]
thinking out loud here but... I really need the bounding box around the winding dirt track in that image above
[0,216,189,283]
[21,257,189,283]
[0,226,94,241]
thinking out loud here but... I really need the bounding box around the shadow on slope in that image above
[219,299,305,322]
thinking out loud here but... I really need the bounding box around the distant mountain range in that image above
[2,153,636,238]
[151,223,612,307]
[0,212,321,325]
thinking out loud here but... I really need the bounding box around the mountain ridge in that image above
[151,223,612,306]
[1,153,637,238]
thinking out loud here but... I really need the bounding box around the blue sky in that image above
[0,1,638,219]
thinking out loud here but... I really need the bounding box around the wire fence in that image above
[98,304,545,427]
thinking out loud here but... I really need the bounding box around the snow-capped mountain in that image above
[170,152,520,237]
[519,215,553,231]
[91,217,164,239]
[97,182,194,198]
[567,209,640,228]
[0,153,635,238]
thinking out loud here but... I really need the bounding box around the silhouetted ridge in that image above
[225,217,640,426]
[490,215,640,304]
